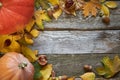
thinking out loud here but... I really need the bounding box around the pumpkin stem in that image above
[18,62,27,69]
[0,2,2,7]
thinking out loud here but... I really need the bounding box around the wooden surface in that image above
[32,31,120,54]
[32,1,120,78]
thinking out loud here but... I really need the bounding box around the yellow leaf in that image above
[105,1,117,9]
[0,35,21,53]
[35,10,51,21]
[68,77,75,80]
[48,0,59,5]
[53,9,62,20]
[12,34,22,40]
[30,29,40,38]
[25,19,35,32]
[21,46,37,62]
[96,56,120,78]
[40,64,53,80]
[24,35,34,44]
[100,0,105,3]
[36,19,44,30]
[80,72,95,80]
[101,5,110,17]
[35,10,51,29]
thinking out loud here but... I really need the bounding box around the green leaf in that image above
[32,61,42,80]
[96,56,120,78]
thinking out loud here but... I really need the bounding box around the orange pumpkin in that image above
[0,52,34,80]
[0,0,34,34]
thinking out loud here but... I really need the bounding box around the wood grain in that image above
[44,1,120,30]
[46,54,120,77]
[32,30,120,54]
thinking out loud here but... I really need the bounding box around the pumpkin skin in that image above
[0,52,34,80]
[0,0,34,34]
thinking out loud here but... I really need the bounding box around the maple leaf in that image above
[96,56,120,78]
[82,0,101,17]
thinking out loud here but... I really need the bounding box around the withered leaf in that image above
[34,10,51,30]
[105,1,117,9]
[82,0,101,17]
[40,64,53,80]
[80,72,95,80]
[21,46,37,62]
[96,56,120,78]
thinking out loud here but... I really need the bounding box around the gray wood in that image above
[32,31,120,54]
[44,1,120,30]
[46,54,120,77]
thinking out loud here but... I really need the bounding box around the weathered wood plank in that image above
[44,1,120,30]
[46,54,120,77]
[32,31,120,54]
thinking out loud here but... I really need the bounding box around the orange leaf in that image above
[82,0,101,17]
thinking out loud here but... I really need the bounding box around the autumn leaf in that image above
[96,56,120,78]
[105,1,117,9]
[25,19,35,32]
[35,0,50,10]
[68,77,75,80]
[82,0,101,17]
[24,34,34,45]
[0,35,21,53]
[48,0,62,19]
[40,64,53,80]
[53,9,62,20]
[33,61,42,80]
[34,10,51,30]
[21,46,37,62]
[30,29,40,38]
[101,5,110,17]
[48,0,59,5]
[100,0,117,17]
[80,72,95,80]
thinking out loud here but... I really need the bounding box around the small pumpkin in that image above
[0,0,34,34]
[0,52,34,80]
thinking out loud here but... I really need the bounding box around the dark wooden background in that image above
[32,1,120,79]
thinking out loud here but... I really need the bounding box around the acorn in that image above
[102,16,110,25]
[83,65,92,72]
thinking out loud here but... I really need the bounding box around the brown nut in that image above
[102,16,110,25]
[83,65,92,72]
[38,55,47,66]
